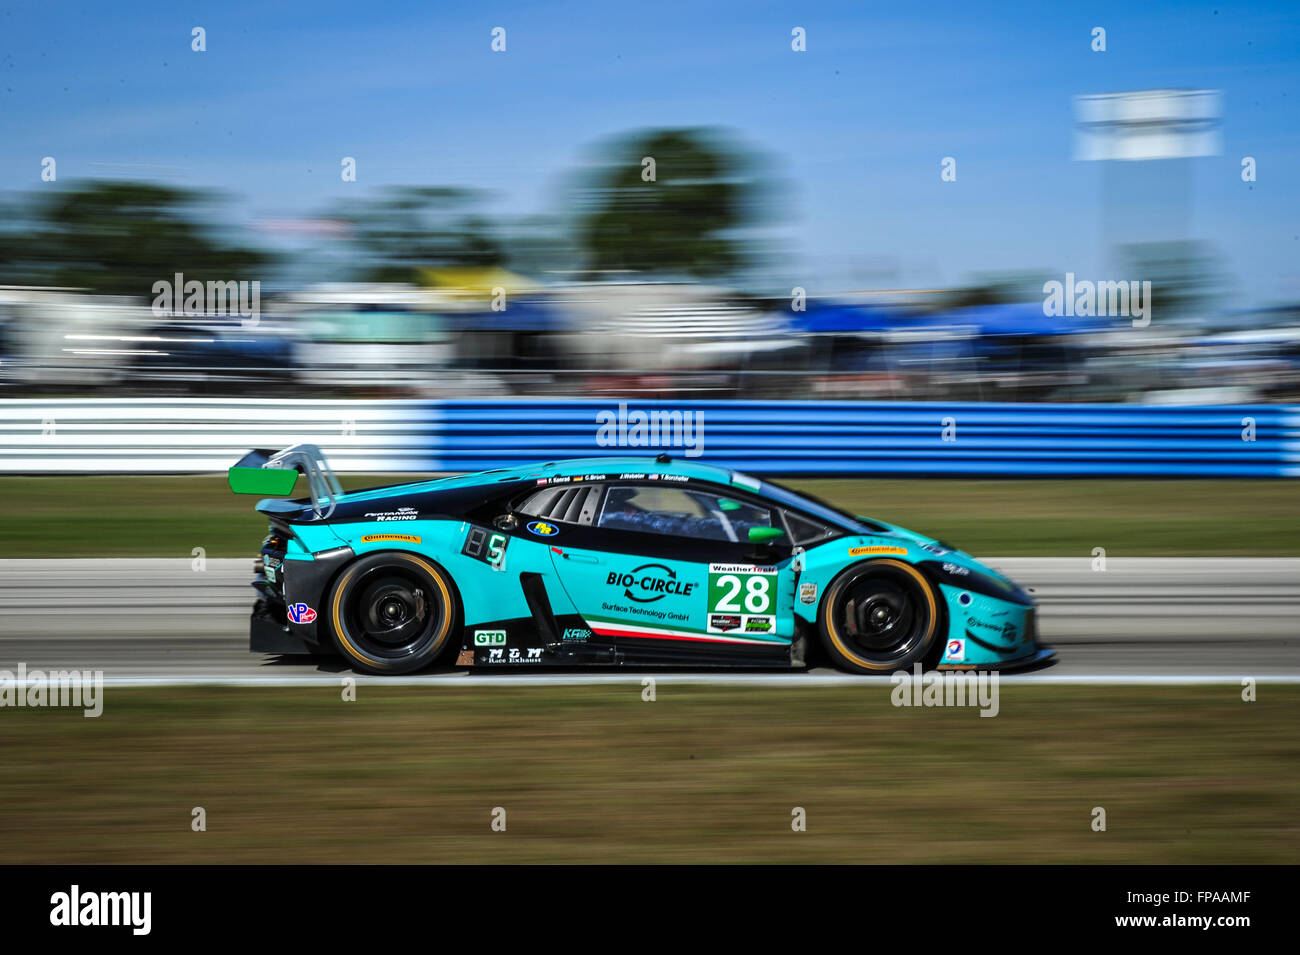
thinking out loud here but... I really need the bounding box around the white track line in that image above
[33,672,1300,688]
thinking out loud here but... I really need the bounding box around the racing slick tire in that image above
[818,558,942,674]
[326,551,460,675]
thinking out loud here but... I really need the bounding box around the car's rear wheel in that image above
[327,552,459,674]
[818,559,941,673]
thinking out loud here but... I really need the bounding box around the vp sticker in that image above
[287,602,317,625]
[527,521,559,537]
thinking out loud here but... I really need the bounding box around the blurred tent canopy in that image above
[927,302,1102,336]
[782,302,922,334]
[445,300,565,332]
[784,301,1104,336]
[417,266,541,299]
[418,267,561,331]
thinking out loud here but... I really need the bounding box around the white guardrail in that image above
[0,399,439,473]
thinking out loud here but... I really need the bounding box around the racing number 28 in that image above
[714,574,771,614]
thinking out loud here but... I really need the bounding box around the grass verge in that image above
[0,475,1296,557]
[0,684,1295,863]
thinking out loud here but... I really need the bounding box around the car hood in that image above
[852,515,1027,594]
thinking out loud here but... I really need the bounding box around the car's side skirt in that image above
[460,614,795,668]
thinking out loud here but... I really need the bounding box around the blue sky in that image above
[2,0,1297,303]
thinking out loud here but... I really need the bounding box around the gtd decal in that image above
[606,564,696,602]
[287,602,317,624]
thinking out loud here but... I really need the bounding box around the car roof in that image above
[336,456,755,505]
[519,456,739,483]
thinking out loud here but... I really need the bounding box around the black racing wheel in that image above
[818,559,941,673]
[326,551,459,674]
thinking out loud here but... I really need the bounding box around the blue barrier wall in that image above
[430,400,1300,477]
[1,399,1296,476]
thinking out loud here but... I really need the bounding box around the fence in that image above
[1,398,1296,476]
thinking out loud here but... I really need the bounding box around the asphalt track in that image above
[0,558,1296,685]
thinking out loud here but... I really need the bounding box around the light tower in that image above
[1073,89,1223,321]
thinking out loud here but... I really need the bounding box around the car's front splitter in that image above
[936,647,1056,672]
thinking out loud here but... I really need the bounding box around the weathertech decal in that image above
[361,534,422,544]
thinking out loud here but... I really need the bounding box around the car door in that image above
[535,480,797,663]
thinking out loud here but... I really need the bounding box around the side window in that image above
[782,510,836,546]
[518,485,602,525]
[597,485,772,543]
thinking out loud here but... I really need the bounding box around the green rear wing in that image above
[228,443,343,519]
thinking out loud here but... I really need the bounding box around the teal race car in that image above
[229,444,1054,675]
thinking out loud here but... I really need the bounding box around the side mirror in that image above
[747,526,786,544]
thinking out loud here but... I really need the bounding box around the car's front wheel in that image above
[326,552,459,674]
[818,559,941,673]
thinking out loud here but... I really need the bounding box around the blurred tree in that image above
[497,214,579,279]
[0,181,271,297]
[333,186,504,283]
[573,128,771,279]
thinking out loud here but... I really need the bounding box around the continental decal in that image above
[361,533,422,544]
[849,545,908,557]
